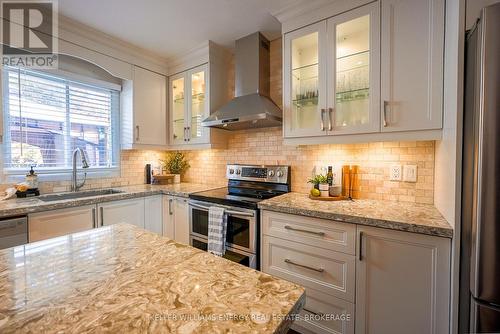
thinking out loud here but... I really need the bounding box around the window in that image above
[2,66,120,175]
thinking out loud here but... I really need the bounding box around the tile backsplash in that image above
[182,128,435,204]
[0,150,166,194]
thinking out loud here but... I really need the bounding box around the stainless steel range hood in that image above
[201,32,282,130]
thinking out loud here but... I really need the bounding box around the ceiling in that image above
[58,0,295,59]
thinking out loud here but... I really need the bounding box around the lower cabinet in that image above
[28,205,96,242]
[28,195,168,243]
[145,195,163,235]
[162,195,189,244]
[261,210,451,334]
[355,225,451,334]
[97,198,145,229]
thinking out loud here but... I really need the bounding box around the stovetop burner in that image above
[188,164,291,209]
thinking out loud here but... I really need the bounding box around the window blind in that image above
[2,66,120,172]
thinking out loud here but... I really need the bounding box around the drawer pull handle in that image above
[284,259,324,273]
[303,308,324,317]
[92,208,96,228]
[359,231,364,261]
[284,225,325,236]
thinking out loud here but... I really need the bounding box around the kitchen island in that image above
[0,224,304,333]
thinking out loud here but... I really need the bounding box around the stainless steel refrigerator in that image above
[460,2,500,333]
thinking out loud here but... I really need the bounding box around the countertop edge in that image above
[258,203,454,239]
[275,290,306,334]
[0,185,214,219]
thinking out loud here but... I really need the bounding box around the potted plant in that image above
[308,174,329,197]
[160,152,190,184]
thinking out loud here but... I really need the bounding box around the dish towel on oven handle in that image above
[207,206,227,256]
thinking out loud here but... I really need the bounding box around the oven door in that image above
[189,200,256,254]
[190,235,257,269]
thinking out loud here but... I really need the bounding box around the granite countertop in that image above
[0,183,221,218]
[0,224,305,333]
[258,192,453,238]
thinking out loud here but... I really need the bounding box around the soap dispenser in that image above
[25,166,39,189]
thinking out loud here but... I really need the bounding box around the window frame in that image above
[1,66,122,179]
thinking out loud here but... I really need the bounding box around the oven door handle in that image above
[189,202,255,217]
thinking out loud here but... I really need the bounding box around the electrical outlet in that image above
[390,165,402,181]
[403,165,417,182]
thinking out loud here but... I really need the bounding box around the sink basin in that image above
[38,189,124,202]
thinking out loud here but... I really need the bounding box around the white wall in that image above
[466,0,500,29]
[433,0,465,333]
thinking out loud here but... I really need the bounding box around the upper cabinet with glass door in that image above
[281,0,444,144]
[328,3,380,135]
[283,2,379,139]
[167,42,230,149]
[169,65,209,145]
[284,21,327,138]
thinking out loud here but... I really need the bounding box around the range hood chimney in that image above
[201,32,282,130]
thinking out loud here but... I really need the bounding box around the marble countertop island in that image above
[0,224,305,333]
[258,192,453,238]
[0,183,221,218]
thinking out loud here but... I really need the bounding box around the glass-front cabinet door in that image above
[187,65,208,143]
[169,64,209,145]
[283,21,327,138]
[327,2,380,135]
[169,73,186,145]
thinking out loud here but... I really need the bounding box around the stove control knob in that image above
[229,169,235,174]
[236,169,241,175]
[268,170,275,177]
[277,170,284,177]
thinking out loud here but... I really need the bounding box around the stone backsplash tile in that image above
[182,127,435,204]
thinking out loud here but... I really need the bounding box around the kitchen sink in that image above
[38,189,124,202]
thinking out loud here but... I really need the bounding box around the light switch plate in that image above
[403,165,417,182]
[390,165,402,181]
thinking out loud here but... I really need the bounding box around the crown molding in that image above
[166,40,232,76]
[57,14,168,75]
[272,0,373,34]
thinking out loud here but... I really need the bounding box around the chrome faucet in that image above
[71,148,89,192]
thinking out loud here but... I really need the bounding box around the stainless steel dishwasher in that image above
[0,216,28,250]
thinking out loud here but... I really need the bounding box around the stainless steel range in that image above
[188,164,291,269]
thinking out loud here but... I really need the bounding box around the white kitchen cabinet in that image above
[380,0,444,132]
[294,287,355,334]
[162,196,175,239]
[262,210,451,334]
[162,195,189,244]
[167,41,230,150]
[121,66,167,148]
[283,21,327,138]
[262,210,356,333]
[283,2,380,139]
[355,225,450,334]
[28,205,96,242]
[173,197,189,244]
[281,0,445,145]
[145,195,162,235]
[169,64,209,145]
[98,198,145,229]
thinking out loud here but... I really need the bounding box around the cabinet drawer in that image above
[262,211,356,255]
[293,287,355,334]
[28,205,95,242]
[262,235,355,302]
